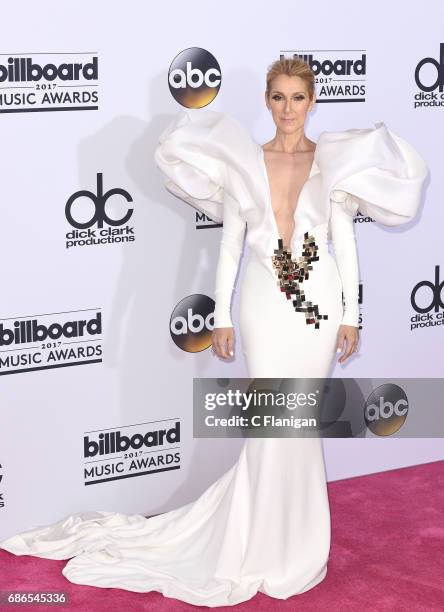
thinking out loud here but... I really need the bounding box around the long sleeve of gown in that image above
[213,191,247,328]
[329,190,360,327]
[153,110,249,329]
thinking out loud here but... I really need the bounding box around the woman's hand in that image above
[211,327,235,359]
[336,325,359,364]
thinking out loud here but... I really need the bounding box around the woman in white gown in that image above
[0,58,428,607]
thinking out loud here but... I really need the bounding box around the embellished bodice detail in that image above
[271,234,329,329]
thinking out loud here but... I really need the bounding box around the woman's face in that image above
[265,74,315,134]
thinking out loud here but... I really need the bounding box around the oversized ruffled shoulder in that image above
[316,122,429,225]
[154,109,259,223]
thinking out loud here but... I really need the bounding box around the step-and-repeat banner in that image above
[1,2,443,539]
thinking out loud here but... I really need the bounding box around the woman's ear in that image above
[309,94,317,111]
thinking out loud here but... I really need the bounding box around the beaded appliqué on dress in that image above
[271,233,328,329]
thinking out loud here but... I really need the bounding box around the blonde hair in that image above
[265,57,315,101]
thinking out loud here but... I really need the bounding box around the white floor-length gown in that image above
[0,109,428,607]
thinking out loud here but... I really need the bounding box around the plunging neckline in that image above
[258,144,318,248]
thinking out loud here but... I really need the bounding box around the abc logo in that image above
[170,294,214,352]
[364,384,408,436]
[411,265,444,313]
[415,42,444,92]
[168,47,221,108]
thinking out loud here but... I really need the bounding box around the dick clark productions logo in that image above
[414,42,444,108]
[65,173,135,249]
[410,265,444,330]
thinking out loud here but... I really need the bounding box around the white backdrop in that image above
[1,1,443,540]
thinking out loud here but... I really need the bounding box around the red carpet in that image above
[1,460,443,611]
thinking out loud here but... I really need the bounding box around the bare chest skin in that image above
[262,149,315,247]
